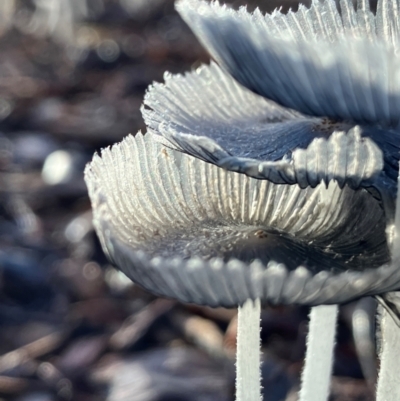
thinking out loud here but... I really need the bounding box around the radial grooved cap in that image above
[85,133,399,307]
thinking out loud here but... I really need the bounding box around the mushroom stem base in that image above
[377,163,400,401]
[236,299,261,401]
[299,304,338,401]
[376,308,400,401]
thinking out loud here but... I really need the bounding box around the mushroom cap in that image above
[143,62,393,190]
[85,133,399,308]
[144,0,400,203]
[176,0,400,128]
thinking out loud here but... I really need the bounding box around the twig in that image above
[0,330,66,373]
[172,311,228,360]
[109,298,175,350]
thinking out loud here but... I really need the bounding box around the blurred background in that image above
[0,1,378,400]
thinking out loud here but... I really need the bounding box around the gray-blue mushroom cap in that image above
[84,133,399,308]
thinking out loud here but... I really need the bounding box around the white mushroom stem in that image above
[376,310,400,400]
[376,166,400,401]
[299,304,338,401]
[236,298,262,401]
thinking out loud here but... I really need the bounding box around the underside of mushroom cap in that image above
[143,62,397,192]
[85,133,399,307]
[176,0,400,129]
